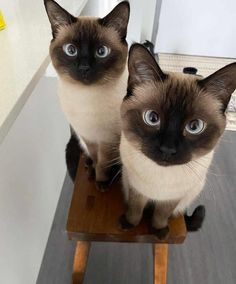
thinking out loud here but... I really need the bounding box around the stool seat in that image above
[66,158,187,244]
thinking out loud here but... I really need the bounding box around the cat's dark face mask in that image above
[44,0,130,85]
[121,44,236,167]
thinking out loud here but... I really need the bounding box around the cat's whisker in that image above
[185,164,203,183]
[195,157,220,172]
[200,174,217,205]
[187,162,216,201]
[187,163,216,202]
[106,156,121,163]
[103,159,121,169]
[219,137,231,143]
[102,148,144,170]
[110,169,122,183]
[191,160,225,177]
[181,164,190,177]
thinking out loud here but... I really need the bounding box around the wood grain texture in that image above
[72,241,90,284]
[154,244,168,284]
[67,157,187,244]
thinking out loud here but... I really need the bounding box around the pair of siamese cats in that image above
[45,0,236,238]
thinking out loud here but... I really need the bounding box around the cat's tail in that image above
[184,205,205,232]
[65,129,81,182]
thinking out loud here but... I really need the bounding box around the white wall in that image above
[81,0,118,17]
[0,77,69,284]
[128,0,157,44]
[155,0,236,58]
[82,0,156,44]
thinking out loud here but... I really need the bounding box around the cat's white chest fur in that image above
[120,134,213,214]
[58,68,128,144]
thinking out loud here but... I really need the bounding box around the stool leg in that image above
[72,241,91,284]
[153,244,168,284]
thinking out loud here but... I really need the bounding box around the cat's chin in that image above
[155,159,190,167]
[59,73,93,86]
[72,75,94,86]
[79,78,93,85]
[155,160,172,167]
[67,75,110,87]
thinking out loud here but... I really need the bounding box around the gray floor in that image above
[37,131,236,284]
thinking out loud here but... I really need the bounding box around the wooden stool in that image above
[66,159,187,284]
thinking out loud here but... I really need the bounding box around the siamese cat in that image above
[44,0,130,190]
[120,44,236,239]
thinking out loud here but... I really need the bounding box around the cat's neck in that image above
[120,134,214,182]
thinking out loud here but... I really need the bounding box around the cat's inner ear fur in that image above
[128,44,167,90]
[198,62,236,111]
[44,0,76,37]
[100,1,130,40]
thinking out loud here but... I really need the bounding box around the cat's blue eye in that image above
[95,45,110,58]
[63,43,78,57]
[185,119,205,135]
[143,110,160,127]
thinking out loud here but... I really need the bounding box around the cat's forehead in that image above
[54,17,121,45]
[125,73,222,119]
[131,74,199,106]
[155,73,200,111]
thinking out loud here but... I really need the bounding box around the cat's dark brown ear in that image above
[128,44,167,89]
[44,0,76,38]
[100,1,130,40]
[198,62,236,111]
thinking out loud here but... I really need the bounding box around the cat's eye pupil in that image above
[190,120,198,130]
[95,45,110,58]
[98,46,105,55]
[185,119,205,135]
[68,45,76,55]
[63,43,77,57]
[149,112,158,122]
[143,110,160,127]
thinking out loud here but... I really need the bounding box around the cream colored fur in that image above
[120,134,214,215]
[58,67,128,154]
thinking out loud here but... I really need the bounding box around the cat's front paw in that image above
[96,164,121,191]
[151,226,170,240]
[184,205,205,232]
[84,156,93,168]
[119,214,135,230]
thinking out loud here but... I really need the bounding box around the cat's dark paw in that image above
[96,180,112,192]
[119,214,135,230]
[83,157,95,180]
[84,156,93,168]
[185,205,206,232]
[151,226,170,240]
[95,164,121,191]
[65,132,81,182]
